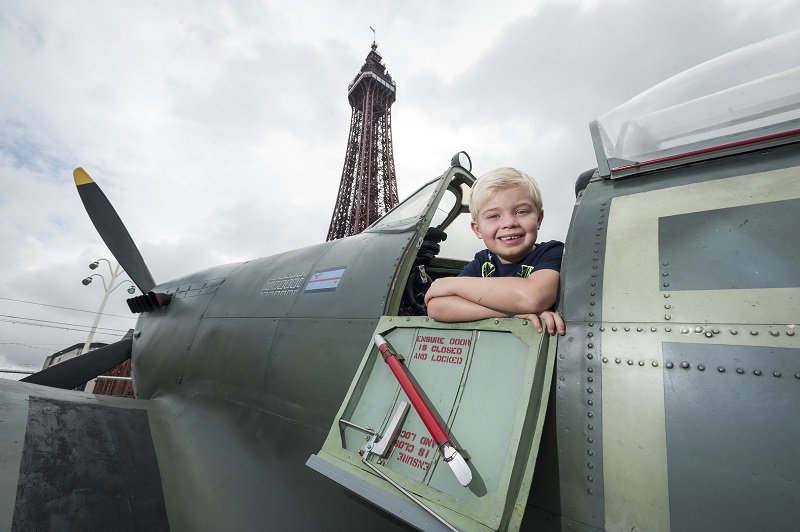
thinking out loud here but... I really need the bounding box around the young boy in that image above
[425,167,565,335]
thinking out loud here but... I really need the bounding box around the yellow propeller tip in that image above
[73,167,94,186]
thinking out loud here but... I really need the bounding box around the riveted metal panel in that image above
[313,316,555,532]
[264,317,380,429]
[662,343,800,531]
[529,323,605,529]
[179,317,280,407]
[658,199,800,291]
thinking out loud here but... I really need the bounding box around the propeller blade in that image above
[21,338,133,390]
[74,167,156,293]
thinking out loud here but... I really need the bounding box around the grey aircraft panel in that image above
[539,137,800,531]
[662,343,800,532]
[658,198,800,291]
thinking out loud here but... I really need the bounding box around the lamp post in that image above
[80,258,136,357]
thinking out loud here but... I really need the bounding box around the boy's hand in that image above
[515,310,566,336]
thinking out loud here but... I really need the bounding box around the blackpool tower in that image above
[326,41,398,241]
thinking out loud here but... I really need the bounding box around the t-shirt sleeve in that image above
[532,241,564,272]
[458,251,485,277]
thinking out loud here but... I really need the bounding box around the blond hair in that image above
[469,167,543,220]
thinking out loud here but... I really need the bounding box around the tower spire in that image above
[326,42,399,241]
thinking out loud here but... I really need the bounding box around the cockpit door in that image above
[307,316,556,531]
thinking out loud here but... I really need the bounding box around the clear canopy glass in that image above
[594,32,800,169]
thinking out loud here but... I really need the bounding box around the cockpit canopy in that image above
[592,31,800,178]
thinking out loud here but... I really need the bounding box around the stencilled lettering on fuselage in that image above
[412,335,470,365]
[260,268,310,296]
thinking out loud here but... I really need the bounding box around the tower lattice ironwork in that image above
[326,42,398,241]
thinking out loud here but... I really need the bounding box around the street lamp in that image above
[80,258,136,356]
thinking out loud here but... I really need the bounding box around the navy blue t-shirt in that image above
[459,240,564,278]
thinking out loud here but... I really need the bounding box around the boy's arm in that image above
[425,269,560,316]
[426,295,510,322]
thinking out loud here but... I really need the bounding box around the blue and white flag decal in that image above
[304,267,346,293]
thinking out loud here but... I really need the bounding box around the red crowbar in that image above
[374,334,472,486]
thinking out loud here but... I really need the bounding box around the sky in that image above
[1,0,799,373]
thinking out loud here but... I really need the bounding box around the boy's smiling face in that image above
[471,186,544,264]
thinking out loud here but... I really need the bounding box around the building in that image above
[326,41,399,240]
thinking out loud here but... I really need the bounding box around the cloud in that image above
[1,0,799,367]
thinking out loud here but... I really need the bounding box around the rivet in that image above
[587,388,593,394]
[588,424,594,430]
[663,282,670,287]
[787,330,795,337]
[705,331,713,338]
[795,373,800,379]
[587,399,594,405]
[666,362,674,369]
[624,327,630,332]
[588,488,595,495]
[587,354,594,360]
[665,314,672,320]
[612,326,618,331]
[662,272,669,277]
[588,332,594,338]
[754,369,762,376]
[590,291,596,296]
[599,326,605,331]
[615,358,621,364]
[694,326,703,333]
[663,262,669,266]
[770,330,779,337]
[636,327,643,332]
[592,273,597,277]
[587,450,594,456]
[664,304,672,309]
[588,376,594,382]
[589,312,595,317]
[588,367,594,373]
[665,327,672,332]
[718,367,725,373]
[737,368,744,374]
[591,282,596,287]
[588,462,594,469]
[773,371,781,378]
[664,293,671,298]
[560,353,566,359]
[730,329,738,335]
[627,359,633,365]
[750,330,758,336]
[681,327,689,334]
[712,328,720,334]
[638,360,645,366]
[652,361,659,367]
[698,364,705,371]
[588,343,594,348]
[587,437,594,443]
[602,357,608,363]
[494,319,500,324]
[680,361,690,369]
[651,327,657,332]
[590,301,596,306]
[587,476,594,482]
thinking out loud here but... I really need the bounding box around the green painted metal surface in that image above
[314,316,556,531]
